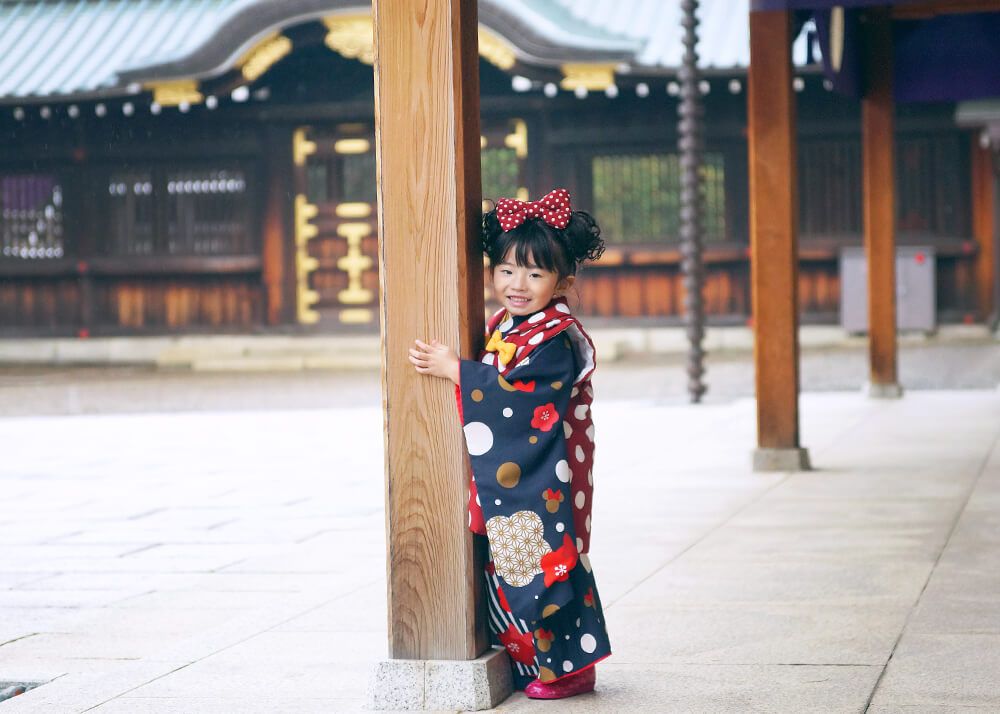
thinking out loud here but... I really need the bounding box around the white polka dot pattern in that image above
[495,188,573,232]
[463,422,493,456]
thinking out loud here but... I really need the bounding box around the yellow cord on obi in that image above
[485,329,516,365]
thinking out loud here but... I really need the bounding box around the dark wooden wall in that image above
[0,49,986,335]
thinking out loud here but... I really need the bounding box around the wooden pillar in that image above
[262,126,295,326]
[971,141,996,322]
[747,10,809,471]
[372,0,486,660]
[861,8,901,396]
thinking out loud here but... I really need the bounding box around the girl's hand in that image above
[408,339,460,384]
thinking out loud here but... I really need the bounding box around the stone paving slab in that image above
[0,391,998,712]
[495,663,884,713]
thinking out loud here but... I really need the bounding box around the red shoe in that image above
[524,666,596,699]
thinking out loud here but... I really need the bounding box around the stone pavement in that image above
[1,335,999,419]
[1,387,999,712]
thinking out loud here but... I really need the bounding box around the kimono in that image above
[457,297,611,688]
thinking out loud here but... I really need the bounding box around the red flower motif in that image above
[583,587,595,608]
[540,533,578,588]
[512,380,536,392]
[531,402,560,431]
[499,625,536,666]
[496,585,512,613]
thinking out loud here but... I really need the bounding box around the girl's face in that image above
[492,248,574,316]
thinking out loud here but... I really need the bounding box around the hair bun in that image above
[481,209,504,255]
[564,211,605,263]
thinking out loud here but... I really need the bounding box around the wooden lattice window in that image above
[340,152,377,204]
[1,174,64,259]
[896,134,968,237]
[108,173,155,255]
[798,132,969,240]
[799,138,862,238]
[166,169,250,255]
[591,153,726,244]
[105,167,254,256]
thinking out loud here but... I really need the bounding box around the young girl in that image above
[408,189,611,699]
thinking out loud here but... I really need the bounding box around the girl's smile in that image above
[493,250,573,316]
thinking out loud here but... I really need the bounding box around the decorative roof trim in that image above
[478,27,518,71]
[239,33,294,82]
[322,14,374,66]
[559,64,618,91]
[146,80,203,108]
[119,0,639,87]
[0,0,641,105]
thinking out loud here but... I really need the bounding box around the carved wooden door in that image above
[293,123,378,328]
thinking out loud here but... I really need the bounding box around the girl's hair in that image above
[481,207,605,279]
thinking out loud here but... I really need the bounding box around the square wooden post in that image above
[368,0,511,710]
[972,142,996,323]
[747,10,810,472]
[262,126,295,325]
[862,8,902,398]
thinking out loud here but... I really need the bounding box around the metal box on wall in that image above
[840,246,936,333]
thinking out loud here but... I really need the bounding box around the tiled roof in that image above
[552,0,814,70]
[0,0,253,103]
[0,0,811,104]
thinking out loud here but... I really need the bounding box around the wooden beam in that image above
[972,141,996,321]
[747,10,802,452]
[371,0,486,660]
[862,8,899,390]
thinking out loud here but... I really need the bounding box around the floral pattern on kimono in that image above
[458,298,611,684]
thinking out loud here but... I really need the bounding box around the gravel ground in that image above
[0,339,997,417]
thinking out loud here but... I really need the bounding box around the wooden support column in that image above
[861,8,902,397]
[371,0,487,666]
[747,10,809,472]
[262,126,295,326]
[971,141,996,322]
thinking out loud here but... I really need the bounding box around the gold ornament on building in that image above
[293,128,317,167]
[323,15,375,65]
[504,119,528,159]
[335,202,372,219]
[478,28,517,70]
[147,80,203,107]
[336,221,375,324]
[560,63,617,91]
[333,138,371,155]
[295,194,320,324]
[238,34,293,82]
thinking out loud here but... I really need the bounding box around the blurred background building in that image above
[0,0,995,336]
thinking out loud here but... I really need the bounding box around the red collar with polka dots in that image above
[480,297,595,384]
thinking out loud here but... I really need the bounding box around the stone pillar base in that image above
[753,447,811,472]
[367,648,512,711]
[865,381,904,399]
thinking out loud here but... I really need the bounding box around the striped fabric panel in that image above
[484,565,539,680]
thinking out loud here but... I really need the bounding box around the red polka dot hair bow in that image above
[495,188,572,232]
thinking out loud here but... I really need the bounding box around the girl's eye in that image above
[530,274,541,279]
